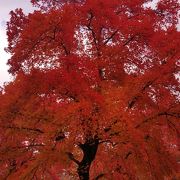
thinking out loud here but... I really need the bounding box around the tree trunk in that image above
[78,136,99,180]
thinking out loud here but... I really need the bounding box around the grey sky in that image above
[0,0,34,86]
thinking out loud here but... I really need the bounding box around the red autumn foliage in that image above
[0,0,180,179]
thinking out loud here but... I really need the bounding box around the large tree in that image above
[0,0,179,179]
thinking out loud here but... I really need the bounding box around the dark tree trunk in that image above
[78,136,99,180]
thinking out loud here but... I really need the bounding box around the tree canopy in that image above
[0,0,180,179]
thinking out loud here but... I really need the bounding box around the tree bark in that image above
[78,136,99,180]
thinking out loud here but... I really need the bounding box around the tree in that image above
[0,0,179,179]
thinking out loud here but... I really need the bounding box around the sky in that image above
[0,0,34,86]
[0,0,179,86]
[0,0,160,87]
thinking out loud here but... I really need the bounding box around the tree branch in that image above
[86,12,100,56]
[66,152,80,165]
[94,173,105,180]
[128,79,157,109]
[123,35,136,46]
[1,126,44,134]
[60,41,70,55]
[104,29,119,45]
[135,112,180,129]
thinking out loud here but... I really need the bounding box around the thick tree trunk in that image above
[78,136,99,180]
[78,163,90,180]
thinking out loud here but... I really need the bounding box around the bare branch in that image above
[94,173,105,180]
[125,151,132,159]
[135,112,180,129]
[104,29,119,45]
[123,35,136,46]
[128,79,157,109]
[86,12,101,56]
[66,152,80,165]
[1,126,44,134]
[60,41,70,55]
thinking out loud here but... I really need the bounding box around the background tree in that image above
[0,0,179,179]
